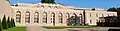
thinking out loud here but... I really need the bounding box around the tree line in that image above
[97,7,120,27]
[41,0,56,4]
[107,7,120,12]
[0,15,16,31]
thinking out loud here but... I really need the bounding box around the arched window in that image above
[16,11,21,23]
[43,12,47,23]
[71,13,76,25]
[79,14,82,19]
[34,12,39,23]
[90,13,91,17]
[113,14,115,16]
[41,5,44,8]
[25,11,30,23]
[79,14,82,23]
[90,20,92,24]
[51,12,55,24]
[108,14,109,16]
[102,14,104,17]
[96,19,99,22]
[96,13,98,17]
[48,6,51,8]
[66,13,70,20]
[73,13,76,19]
[58,13,63,23]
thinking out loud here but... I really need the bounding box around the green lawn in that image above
[43,26,100,29]
[3,26,26,31]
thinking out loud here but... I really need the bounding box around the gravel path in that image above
[27,25,68,31]
[27,24,120,31]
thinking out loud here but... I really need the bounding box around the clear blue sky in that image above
[9,0,120,10]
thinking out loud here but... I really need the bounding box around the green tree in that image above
[11,18,15,27]
[0,19,3,31]
[117,8,120,12]
[13,19,16,27]
[41,0,55,4]
[10,18,13,28]
[2,15,8,29]
[107,7,117,12]
[7,17,11,28]
[107,7,120,12]
[107,7,120,16]
[11,18,13,27]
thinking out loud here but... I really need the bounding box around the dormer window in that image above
[41,5,44,8]
[48,6,51,8]
[55,6,58,8]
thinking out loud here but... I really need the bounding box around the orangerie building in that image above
[0,0,117,26]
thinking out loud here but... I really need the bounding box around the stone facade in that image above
[0,0,117,26]
[10,3,117,26]
[0,0,13,21]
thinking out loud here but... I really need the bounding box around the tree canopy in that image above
[107,7,120,16]
[41,0,55,4]
[107,7,120,12]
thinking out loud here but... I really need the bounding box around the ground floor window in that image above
[25,11,30,23]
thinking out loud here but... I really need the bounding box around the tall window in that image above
[96,13,98,17]
[43,12,47,23]
[102,14,104,17]
[90,20,92,24]
[51,12,55,24]
[79,14,82,24]
[79,14,82,21]
[25,11,30,23]
[66,13,69,20]
[108,14,109,16]
[90,13,91,17]
[66,13,69,25]
[34,12,39,23]
[113,14,115,16]
[58,13,62,23]
[73,13,76,21]
[79,14,82,19]
[96,19,99,22]
[16,11,21,23]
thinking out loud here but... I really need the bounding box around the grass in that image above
[3,26,26,31]
[43,26,100,29]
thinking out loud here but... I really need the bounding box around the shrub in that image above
[13,19,16,27]
[7,17,11,28]
[11,18,16,27]
[0,19,3,31]
[2,15,8,29]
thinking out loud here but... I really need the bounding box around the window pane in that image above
[43,12,47,23]
[16,11,21,23]
[25,12,30,23]
[34,12,39,23]
[51,13,55,23]
[58,13,62,23]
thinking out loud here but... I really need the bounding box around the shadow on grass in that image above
[3,26,26,31]
[42,26,100,29]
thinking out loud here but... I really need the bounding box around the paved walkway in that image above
[27,25,120,31]
[27,25,68,31]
